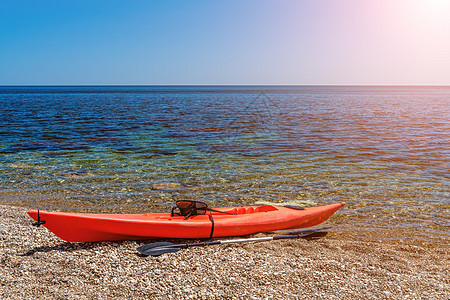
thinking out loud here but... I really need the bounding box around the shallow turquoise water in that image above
[0,86,448,241]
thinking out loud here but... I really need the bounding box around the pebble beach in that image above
[1,205,448,299]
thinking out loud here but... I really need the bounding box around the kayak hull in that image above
[28,202,345,242]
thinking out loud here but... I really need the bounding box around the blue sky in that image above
[1,0,449,85]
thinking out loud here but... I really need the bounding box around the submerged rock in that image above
[60,170,94,178]
[151,182,183,191]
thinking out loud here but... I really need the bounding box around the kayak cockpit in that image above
[141,205,279,218]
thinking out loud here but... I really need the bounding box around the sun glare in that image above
[411,0,450,22]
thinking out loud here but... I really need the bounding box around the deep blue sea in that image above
[0,86,448,242]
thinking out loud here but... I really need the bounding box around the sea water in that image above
[0,86,448,242]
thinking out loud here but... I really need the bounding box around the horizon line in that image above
[1,84,450,87]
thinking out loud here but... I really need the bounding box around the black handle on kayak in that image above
[32,210,46,227]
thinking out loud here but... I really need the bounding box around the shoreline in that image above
[1,204,448,299]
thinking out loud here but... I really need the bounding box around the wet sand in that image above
[1,204,448,299]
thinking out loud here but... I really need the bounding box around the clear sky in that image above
[1,0,449,85]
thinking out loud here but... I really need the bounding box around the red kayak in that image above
[28,202,345,242]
